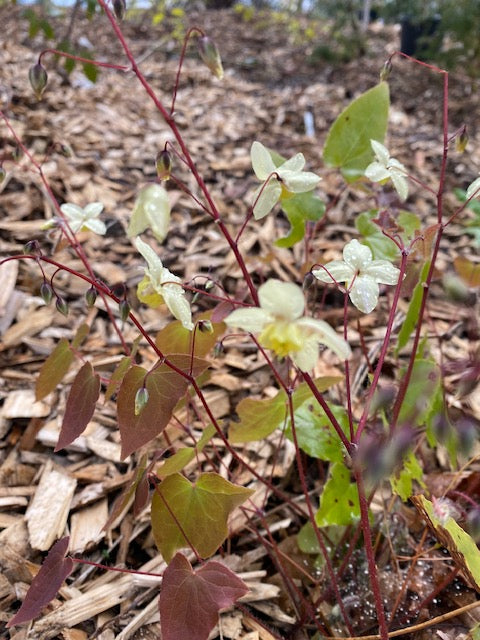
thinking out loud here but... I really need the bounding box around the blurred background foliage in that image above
[7,0,480,78]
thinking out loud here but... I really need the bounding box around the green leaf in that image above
[104,356,132,403]
[355,210,399,260]
[151,472,254,562]
[36,338,75,401]
[229,393,287,443]
[276,192,325,248]
[155,314,225,358]
[396,260,430,354]
[71,323,90,349]
[397,358,441,427]
[82,61,98,84]
[285,403,348,461]
[117,355,210,459]
[412,495,480,591]
[55,362,100,451]
[156,448,196,478]
[315,462,360,527]
[297,521,321,554]
[323,82,390,181]
[390,451,425,501]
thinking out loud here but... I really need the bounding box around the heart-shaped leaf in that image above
[117,354,210,459]
[7,537,73,628]
[55,361,100,451]
[160,552,249,640]
[151,472,254,561]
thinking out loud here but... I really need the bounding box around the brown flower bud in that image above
[197,36,224,80]
[156,149,172,181]
[29,62,48,100]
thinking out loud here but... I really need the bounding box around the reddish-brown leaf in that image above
[55,361,100,451]
[159,552,249,640]
[117,354,209,459]
[6,537,73,628]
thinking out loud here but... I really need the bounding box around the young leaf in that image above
[397,358,441,427]
[156,448,196,478]
[55,361,100,451]
[315,462,360,527]
[411,495,480,591]
[117,355,210,459]
[229,393,288,443]
[155,314,226,358]
[104,356,132,402]
[355,210,399,261]
[396,261,431,354]
[454,256,480,288]
[160,552,249,640]
[6,537,73,628]
[323,82,390,181]
[151,472,254,562]
[276,192,325,248]
[71,322,90,349]
[390,451,425,501]
[285,403,348,461]
[36,338,75,401]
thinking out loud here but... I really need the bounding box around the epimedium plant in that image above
[2,5,480,640]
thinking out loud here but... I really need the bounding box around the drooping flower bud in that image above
[134,386,149,416]
[197,36,224,80]
[155,149,172,181]
[85,286,98,308]
[380,59,392,82]
[28,62,48,100]
[302,272,315,291]
[40,282,54,305]
[56,296,69,316]
[119,299,130,322]
[198,319,213,334]
[112,0,126,20]
[23,240,39,255]
[455,126,468,153]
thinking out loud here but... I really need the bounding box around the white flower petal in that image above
[343,239,372,270]
[363,260,401,285]
[313,261,355,284]
[390,172,408,201]
[280,170,321,194]
[253,181,282,220]
[163,287,193,330]
[297,317,351,360]
[84,202,104,217]
[224,307,272,333]
[60,203,84,219]
[134,237,164,285]
[365,162,391,183]
[279,152,305,173]
[371,139,390,165]
[466,177,480,201]
[258,279,304,321]
[251,141,275,180]
[349,275,379,313]
[290,334,320,371]
[85,219,107,235]
[128,184,170,243]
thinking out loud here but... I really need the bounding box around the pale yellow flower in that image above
[225,279,350,370]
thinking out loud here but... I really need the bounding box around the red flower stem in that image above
[354,466,390,640]
[170,27,204,115]
[97,0,259,305]
[354,250,408,443]
[39,48,130,72]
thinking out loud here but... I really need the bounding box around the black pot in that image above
[400,15,441,59]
